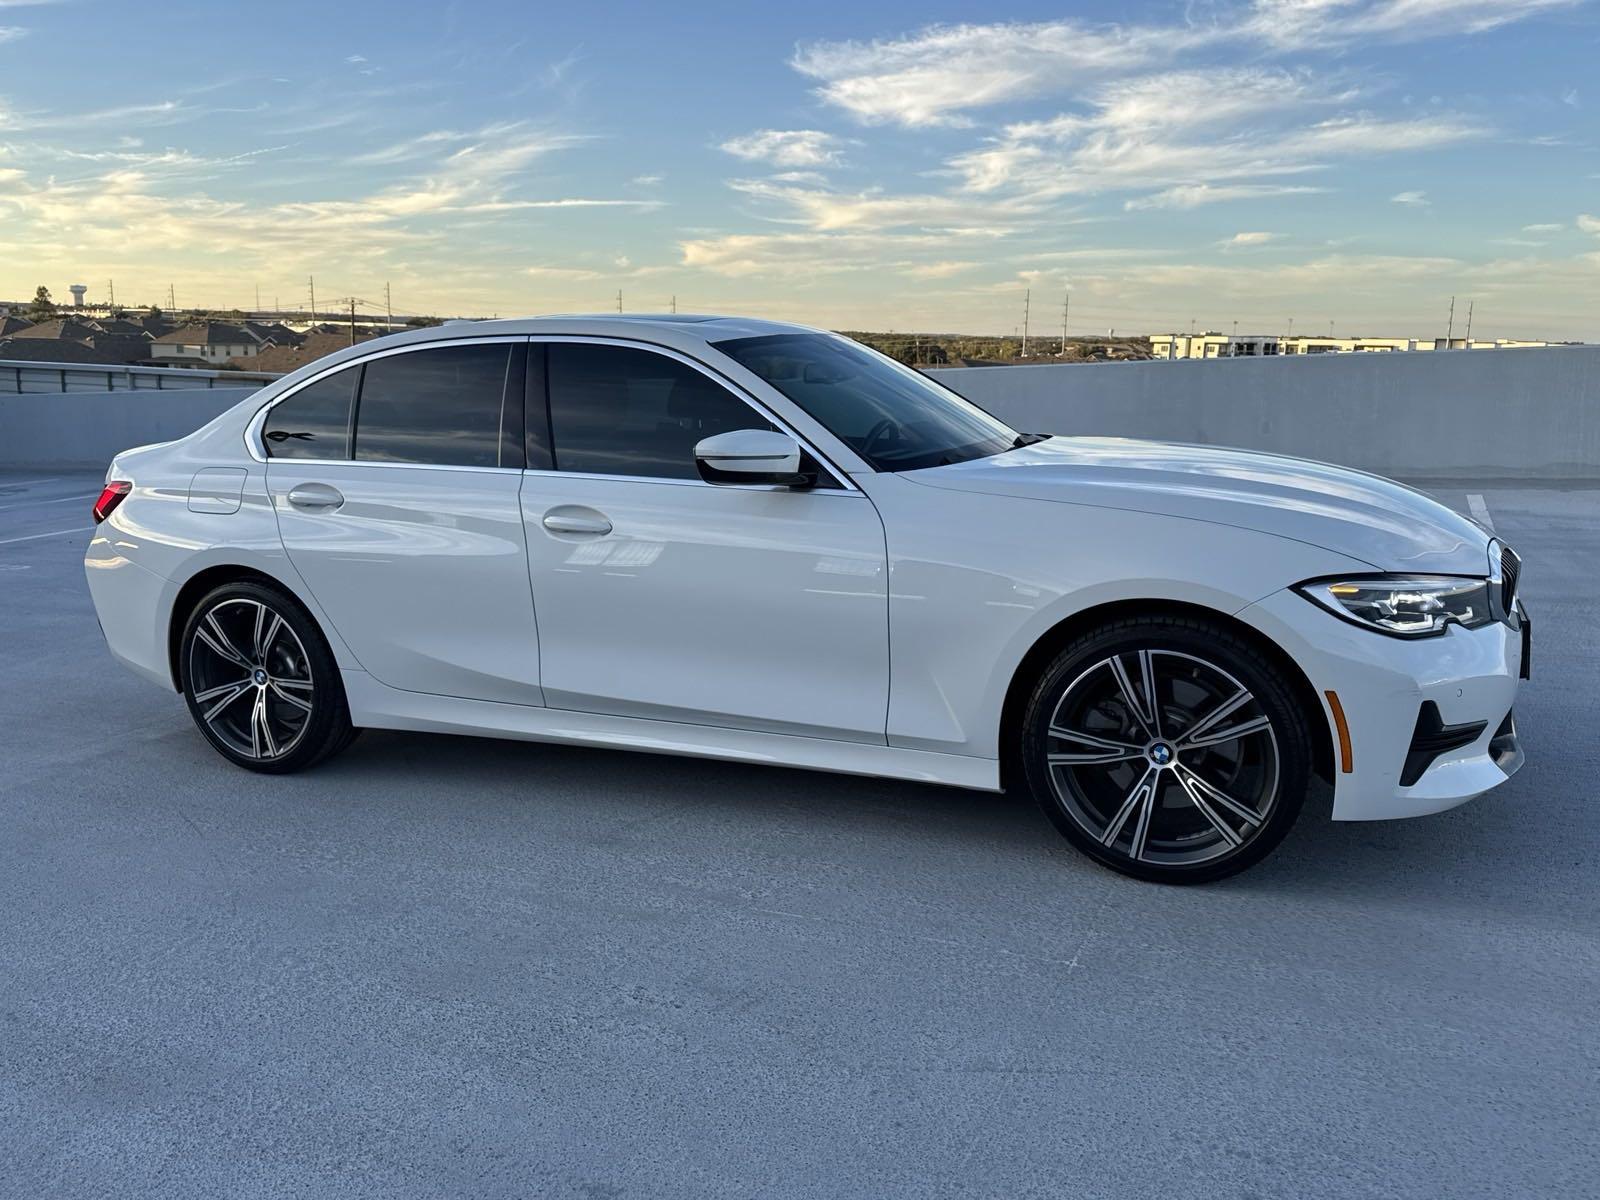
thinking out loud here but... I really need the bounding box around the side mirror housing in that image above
[694,429,813,488]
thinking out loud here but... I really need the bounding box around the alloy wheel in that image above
[186,597,315,761]
[1043,649,1280,868]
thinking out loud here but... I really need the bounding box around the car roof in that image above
[441,313,820,340]
[252,314,825,401]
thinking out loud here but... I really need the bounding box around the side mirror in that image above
[694,429,813,488]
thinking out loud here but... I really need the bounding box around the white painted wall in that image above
[927,345,1600,480]
[1,388,259,469]
[4,346,1597,477]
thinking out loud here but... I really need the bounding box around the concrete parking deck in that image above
[2,470,1596,1198]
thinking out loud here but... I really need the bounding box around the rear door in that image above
[264,337,544,706]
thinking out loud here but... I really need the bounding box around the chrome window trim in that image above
[245,335,530,467]
[527,334,859,493]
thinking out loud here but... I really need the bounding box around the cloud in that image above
[1126,184,1326,211]
[680,229,1006,278]
[902,260,979,279]
[1578,213,1600,234]
[0,98,188,132]
[791,20,1188,127]
[1226,231,1279,246]
[345,54,367,64]
[727,177,1039,232]
[1522,222,1564,232]
[1244,0,1580,49]
[1391,190,1430,205]
[0,26,26,43]
[720,129,843,167]
[791,6,1575,128]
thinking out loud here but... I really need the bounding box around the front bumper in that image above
[1241,587,1525,821]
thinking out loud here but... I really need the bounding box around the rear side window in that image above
[546,342,772,479]
[354,343,512,468]
[262,367,357,459]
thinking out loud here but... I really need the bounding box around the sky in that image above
[1,0,1597,338]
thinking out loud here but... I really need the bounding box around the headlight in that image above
[1297,576,1493,637]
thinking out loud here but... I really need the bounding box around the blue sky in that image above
[1,0,1596,336]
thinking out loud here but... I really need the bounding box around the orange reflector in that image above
[1324,690,1354,774]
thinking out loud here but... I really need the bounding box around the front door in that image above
[519,339,889,743]
[264,340,544,706]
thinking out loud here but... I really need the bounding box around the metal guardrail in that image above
[0,359,284,395]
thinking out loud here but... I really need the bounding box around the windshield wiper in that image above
[1012,432,1051,447]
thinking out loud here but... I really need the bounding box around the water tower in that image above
[69,284,88,308]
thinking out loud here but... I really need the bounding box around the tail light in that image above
[92,480,132,524]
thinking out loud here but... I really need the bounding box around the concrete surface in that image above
[1,470,1595,1199]
[7,344,1600,478]
[0,388,259,471]
[930,344,1600,480]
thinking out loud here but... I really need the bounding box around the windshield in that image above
[712,333,1019,472]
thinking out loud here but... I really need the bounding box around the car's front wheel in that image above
[1020,615,1312,884]
[178,580,356,773]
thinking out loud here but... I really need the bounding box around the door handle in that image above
[542,507,612,536]
[287,483,344,511]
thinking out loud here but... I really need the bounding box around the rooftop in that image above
[0,467,1592,1196]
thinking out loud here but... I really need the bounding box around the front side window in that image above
[713,333,1017,472]
[546,342,773,479]
[354,343,511,468]
[262,366,358,459]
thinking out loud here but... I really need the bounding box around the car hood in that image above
[904,437,1491,574]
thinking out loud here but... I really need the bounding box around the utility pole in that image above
[1465,300,1474,343]
[385,281,393,330]
[670,295,677,314]
[167,283,176,311]
[1022,288,1031,357]
[309,276,316,322]
[1446,295,1455,343]
[1061,293,1069,355]
[349,298,356,346]
[108,279,115,309]
[616,289,623,314]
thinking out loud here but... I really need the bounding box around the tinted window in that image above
[262,367,357,459]
[354,344,511,467]
[547,343,772,479]
[714,333,1017,472]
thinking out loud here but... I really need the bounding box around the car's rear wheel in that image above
[179,580,356,773]
[1020,615,1312,884]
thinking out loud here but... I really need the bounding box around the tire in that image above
[178,580,356,774]
[1019,614,1312,884]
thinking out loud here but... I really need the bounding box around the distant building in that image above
[232,330,378,373]
[11,318,102,345]
[149,322,262,365]
[1150,332,1573,359]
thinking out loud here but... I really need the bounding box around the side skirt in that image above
[342,671,1001,792]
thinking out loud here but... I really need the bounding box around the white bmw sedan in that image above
[85,315,1528,882]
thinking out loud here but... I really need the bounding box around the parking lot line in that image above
[0,492,99,513]
[1467,493,1495,530]
[0,526,93,547]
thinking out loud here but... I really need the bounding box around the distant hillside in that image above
[841,331,1152,367]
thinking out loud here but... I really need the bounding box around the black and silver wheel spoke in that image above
[1044,648,1280,868]
[1047,725,1145,766]
[188,598,314,762]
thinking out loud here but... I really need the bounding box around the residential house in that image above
[149,322,262,365]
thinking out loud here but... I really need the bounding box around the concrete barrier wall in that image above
[927,345,1600,480]
[4,346,1598,477]
[1,388,257,470]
